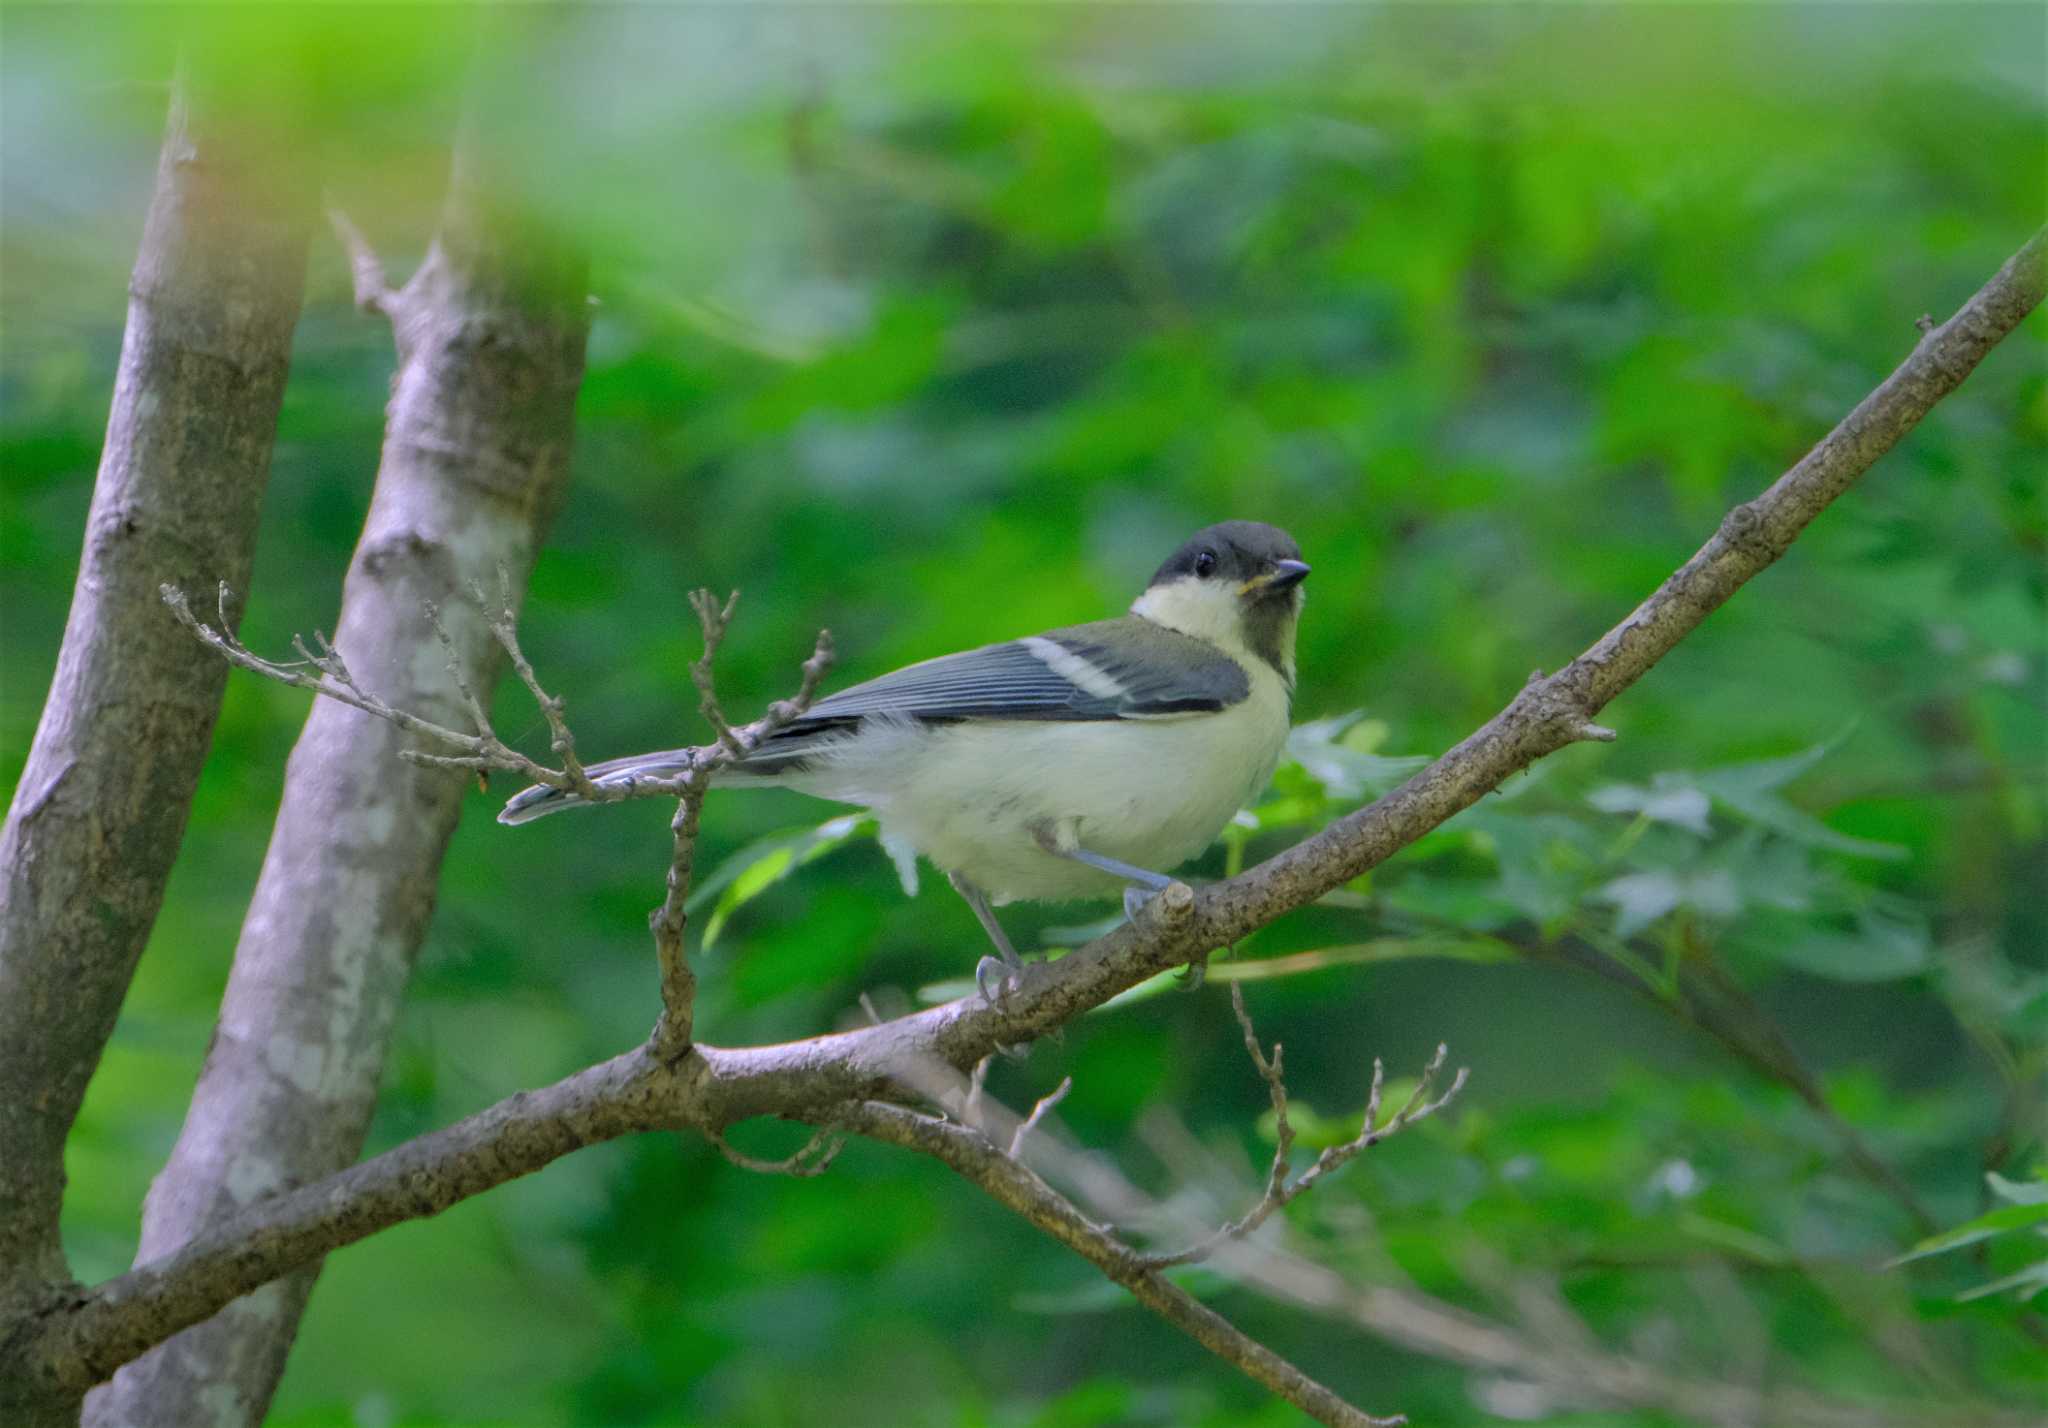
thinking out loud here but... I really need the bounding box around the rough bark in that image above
[82,145,590,1428]
[0,61,310,1372]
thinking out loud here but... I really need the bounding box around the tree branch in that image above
[836,1099,1406,1428]
[0,54,312,1381]
[7,226,2042,1412]
[87,151,592,1428]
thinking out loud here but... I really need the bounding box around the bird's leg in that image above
[949,870,1025,1004]
[1063,849,1173,893]
[949,871,1036,1058]
[1033,821,1174,913]
[1034,821,1202,986]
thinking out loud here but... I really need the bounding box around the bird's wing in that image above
[743,618,1249,767]
[497,620,1254,817]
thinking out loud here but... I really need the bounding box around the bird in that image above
[499,520,1309,998]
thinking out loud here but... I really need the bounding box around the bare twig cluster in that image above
[161,579,578,796]
[842,1091,1412,1427]
[162,574,834,1065]
[1143,984,1467,1270]
[898,987,1465,1424]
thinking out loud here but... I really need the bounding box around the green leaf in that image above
[702,847,795,948]
[1954,1259,2048,1303]
[1211,937,1517,981]
[1889,1200,2048,1265]
[1678,1213,1794,1267]
[1774,912,1931,983]
[1587,776,1713,835]
[1987,1171,2048,1207]
[1597,868,1739,938]
[1256,1100,1364,1151]
[1691,738,1906,860]
[1084,935,1517,1013]
[1284,712,1428,801]
[696,815,874,948]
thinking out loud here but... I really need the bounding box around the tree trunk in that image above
[84,138,590,1428]
[0,62,310,1416]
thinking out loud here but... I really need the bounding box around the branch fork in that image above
[829,1020,1429,1427]
[1142,985,1466,1270]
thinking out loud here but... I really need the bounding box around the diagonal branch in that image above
[835,1099,1406,1428]
[6,227,2042,1410]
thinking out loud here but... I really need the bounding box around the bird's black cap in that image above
[1146,521,1308,592]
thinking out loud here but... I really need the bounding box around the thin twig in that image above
[475,568,600,800]
[647,605,834,1056]
[707,1124,846,1179]
[160,583,556,785]
[689,588,747,758]
[1008,1077,1073,1160]
[647,779,711,1057]
[422,600,494,739]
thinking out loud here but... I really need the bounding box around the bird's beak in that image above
[1242,559,1311,597]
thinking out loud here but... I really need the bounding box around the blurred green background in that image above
[3,5,2043,1425]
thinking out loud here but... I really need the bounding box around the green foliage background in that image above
[3,5,2043,1425]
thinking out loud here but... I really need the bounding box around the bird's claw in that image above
[976,953,1021,1007]
[975,954,1032,1060]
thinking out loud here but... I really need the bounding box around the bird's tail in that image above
[497,748,700,826]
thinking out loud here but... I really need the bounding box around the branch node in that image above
[1149,880,1196,926]
[327,205,401,323]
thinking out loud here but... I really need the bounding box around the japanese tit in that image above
[501,521,1309,991]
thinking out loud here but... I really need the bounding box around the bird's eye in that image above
[1193,550,1218,578]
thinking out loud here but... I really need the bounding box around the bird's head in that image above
[1130,521,1310,682]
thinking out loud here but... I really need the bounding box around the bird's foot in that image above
[1176,947,1212,991]
[975,953,1021,1006]
[975,954,1033,1061]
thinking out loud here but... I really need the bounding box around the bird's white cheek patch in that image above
[1021,636,1126,699]
[1128,578,1245,651]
